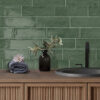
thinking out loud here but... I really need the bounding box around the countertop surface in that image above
[0,70,100,83]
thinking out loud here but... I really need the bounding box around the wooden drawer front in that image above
[88,83,100,100]
[0,83,23,100]
[25,83,87,100]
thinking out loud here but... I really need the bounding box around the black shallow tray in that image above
[55,68,100,77]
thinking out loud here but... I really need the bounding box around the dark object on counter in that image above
[8,61,29,74]
[39,50,50,71]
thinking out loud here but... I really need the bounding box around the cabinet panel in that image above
[25,83,87,100]
[0,83,23,100]
[88,83,100,100]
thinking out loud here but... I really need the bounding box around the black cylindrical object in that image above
[85,42,90,68]
[39,50,50,71]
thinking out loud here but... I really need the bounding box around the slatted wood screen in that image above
[0,84,23,100]
[25,83,87,100]
[88,83,100,100]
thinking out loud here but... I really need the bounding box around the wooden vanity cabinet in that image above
[0,83,23,100]
[25,83,87,100]
[88,83,100,100]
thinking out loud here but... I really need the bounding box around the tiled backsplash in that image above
[0,0,100,69]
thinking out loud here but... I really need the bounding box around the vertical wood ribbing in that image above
[0,84,23,100]
[25,83,87,100]
[88,83,100,100]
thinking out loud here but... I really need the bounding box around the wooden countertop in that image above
[0,70,100,83]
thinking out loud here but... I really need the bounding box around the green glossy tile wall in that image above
[0,0,100,69]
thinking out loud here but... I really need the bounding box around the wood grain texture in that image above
[88,83,100,100]
[0,70,100,83]
[0,84,23,100]
[25,83,87,100]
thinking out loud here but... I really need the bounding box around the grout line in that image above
[65,0,67,7]
[62,47,64,61]
[78,28,82,38]
[1,16,100,17]
[32,0,33,7]
[96,48,98,61]
[87,6,89,16]
[75,38,77,49]
[1,37,100,40]
[2,26,100,29]
[68,59,71,68]
[21,5,23,16]
[69,17,71,27]
[45,27,48,38]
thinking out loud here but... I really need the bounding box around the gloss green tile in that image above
[0,39,9,48]
[5,49,30,60]
[47,28,79,38]
[55,7,87,16]
[10,39,42,49]
[22,7,54,16]
[63,39,75,48]
[3,7,21,16]
[16,28,46,39]
[81,28,100,38]
[63,50,85,68]
[37,17,69,27]
[0,17,5,27]
[5,17,36,27]
[0,28,4,38]
[96,50,100,59]
[71,17,100,27]
[89,7,100,16]
[66,0,98,7]
[26,59,38,69]
[76,39,100,48]
[0,7,4,16]
[1,0,32,6]
[89,54,98,67]
[3,28,13,39]
[33,0,65,7]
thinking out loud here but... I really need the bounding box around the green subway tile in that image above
[0,28,4,38]
[5,49,30,60]
[81,28,100,38]
[0,39,10,48]
[47,28,79,38]
[37,17,69,27]
[89,54,98,67]
[1,0,32,6]
[4,17,36,27]
[0,17,5,27]
[16,28,46,39]
[10,39,42,49]
[4,7,21,16]
[76,39,100,48]
[66,0,98,7]
[0,7,4,16]
[71,17,100,27]
[22,7,54,16]
[55,7,87,16]
[64,50,85,68]
[89,7,100,16]
[0,6,21,16]
[63,39,75,48]
[33,0,65,7]
[97,50,100,59]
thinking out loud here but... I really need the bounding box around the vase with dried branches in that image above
[29,36,63,71]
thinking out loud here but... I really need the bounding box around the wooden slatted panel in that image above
[25,83,87,100]
[0,84,23,100]
[88,83,100,100]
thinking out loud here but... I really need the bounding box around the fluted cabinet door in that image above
[25,83,87,100]
[88,83,100,100]
[0,83,23,100]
